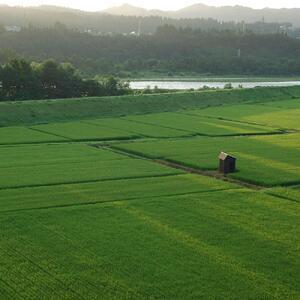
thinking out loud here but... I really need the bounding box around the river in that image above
[130,80,300,90]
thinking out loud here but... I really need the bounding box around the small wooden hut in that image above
[219,152,236,174]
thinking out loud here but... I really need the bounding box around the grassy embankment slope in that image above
[1,85,300,127]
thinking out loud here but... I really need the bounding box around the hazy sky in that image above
[1,0,300,11]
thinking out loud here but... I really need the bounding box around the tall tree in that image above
[1,59,38,99]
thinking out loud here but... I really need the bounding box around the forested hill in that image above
[0,5,298,35]
[1,25,299,77]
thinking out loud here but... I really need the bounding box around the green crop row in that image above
[0,188,298,299]
[265,186,300,202]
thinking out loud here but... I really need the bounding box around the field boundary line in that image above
[0,156,127,170]
[83,119,193,139]
[0,173,181,191]
[28,127,71,140]
[81,119,147,138]
[0,136,148,147]
[263,192,300,204]
[0,139,70,147]
[123,116,199,135]
[115,117,196,135]
[199,131,287,138]
[0,188,239,215]
[179,110,274,127]
[29,127,145,144]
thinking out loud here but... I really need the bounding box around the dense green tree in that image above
[0,59,39,99]
[0,59,130,101]
[35,60,82,98]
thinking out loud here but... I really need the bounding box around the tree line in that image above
[0,59,130,101]
[0,25,299,77]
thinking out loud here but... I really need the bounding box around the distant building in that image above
[83,29,103,36]
[279,24,292,35]
[5,25,21,32]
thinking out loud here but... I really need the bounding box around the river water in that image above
[130,81,300,90]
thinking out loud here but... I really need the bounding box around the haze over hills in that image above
[103,3,300,26]
[0,3,299,31]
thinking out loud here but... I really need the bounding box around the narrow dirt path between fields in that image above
[96,145,264,191]
[101,145,300,203]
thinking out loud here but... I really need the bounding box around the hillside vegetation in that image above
[1,26,300,76]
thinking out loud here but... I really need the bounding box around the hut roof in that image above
[219,152,236,160]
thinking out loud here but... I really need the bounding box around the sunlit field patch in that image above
[0,189,298,299]
[187,100,300,130]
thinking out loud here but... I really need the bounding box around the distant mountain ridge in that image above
[102,4,171,17]
[0,3,299,29]
[103,3,300,26]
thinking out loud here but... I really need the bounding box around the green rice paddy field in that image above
[0,87,299,299]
